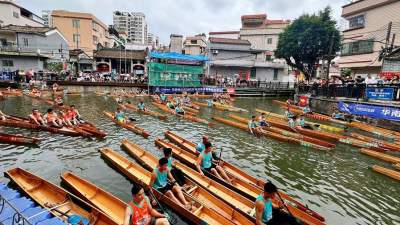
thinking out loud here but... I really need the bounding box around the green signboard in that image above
[148,62,203,87]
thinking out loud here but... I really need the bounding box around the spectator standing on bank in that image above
[365,74,377,87]
[311,78,320,97]
[345,76,354,98]
[354,76,364,101]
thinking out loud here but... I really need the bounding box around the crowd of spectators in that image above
[298,75,400,100]
[64,72,147,84]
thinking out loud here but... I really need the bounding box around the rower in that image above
[52,83,59,92]
[60,110,73,126]
[166,101,175,110]
[160,93,167,104]
[206,99,213,107]
[248,115,262,135]
[288,116,296,132]
[149,158,190,209]
[123,184,169,225]
[174,104,185,115]
[258,113,270,127]
[332,110,345,120]
[44,108,62,127]
[163,148,185,186]
[255,182,298,225]
[196,142,232,184]
[114,107,126,123]
[183,95,191,105]
[54,95,63,106]
[302,106,311,114]
[296,115,312,129]
[196,136,209,153]
[0,110,6,121]
[29,109,45,125]
[68,105,81,124]
[284,108,295,119]
[138,100,147,111]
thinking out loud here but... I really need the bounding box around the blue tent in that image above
[150,51,208,61]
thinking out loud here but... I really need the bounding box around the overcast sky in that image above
[17,0,350,44]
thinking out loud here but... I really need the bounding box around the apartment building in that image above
[239,14,290,61]
[183,34,207,55]
[113,11,148,44]
[147,32,160,48]
[338,0,400,76]
[0,0,44,27]
[51,10,111,56]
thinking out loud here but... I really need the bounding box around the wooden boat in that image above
[2,90,23,96]
[182,106,199,114]
[149,148,327,225]
[212,116,333,151]
[121,139,254,225]
[60,172,126,225]
[228,114,336,149]
[213,102,248,112]
[164,131,326,222]
[372,165,400,181]
[351,133,400,152]
[152,102,212,126]
[0,132,41,145]
[78,122,108,139]
[192,101,242,112]
[0,116,91,137]
[255,108,344,133]
[5,168,117,225]
[360,148,400,164]
[103,111,150,138]
[124,103,168,120]
[100,148,238,225]
[348,121,400,140]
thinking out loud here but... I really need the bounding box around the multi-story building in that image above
[0,0,44,27]
[208,37,287,82]
[338,0,400,77]
[209,31,239,39]
[113,11,148,45]
[41,10,51,27]
[169,34,183,53]
[239,14,290,61]
[183,34,207,55]
[51,10,111,55]
[147,32,160,49]
[0,25,69,72]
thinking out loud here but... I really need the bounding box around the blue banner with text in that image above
[365,87,394,101]
[338,101,400,121]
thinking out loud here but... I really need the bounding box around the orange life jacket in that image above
[128,197,151,225]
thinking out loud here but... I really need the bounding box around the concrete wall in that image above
[255,67,286,82]
[209,65,247,78]
[0,3,44,27]
[0,56,44,71]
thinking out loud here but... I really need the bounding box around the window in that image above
[348,15,365,30]
[73,34,81,43]
[23,38,29,46]
[190,40,197,44]
[273,69,279,80]
[0,38,7,46]
[92,21,98,31]
[2,60,14,67]
[266,55,272,61]
[72,19,80,28]
[13,12,19,18]
[341,39,373,56]
[267,38,273,44]
[93,36,98,45]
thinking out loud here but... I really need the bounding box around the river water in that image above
[0,94,399,225]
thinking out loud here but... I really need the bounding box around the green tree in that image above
[275,7,340,80]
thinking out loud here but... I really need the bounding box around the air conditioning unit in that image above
[212,50,218,54]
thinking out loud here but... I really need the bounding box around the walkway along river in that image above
[0,94,399,225]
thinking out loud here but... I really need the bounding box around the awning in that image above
[150,51,208,61]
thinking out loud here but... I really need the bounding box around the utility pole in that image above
[381,21,393,73]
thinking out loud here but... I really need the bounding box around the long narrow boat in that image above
[152,102,212,126]
[228,114,336,149]
[395,163,400,170]
[348,121,400,140]
[124,103,168,120]
[100,148,239,225]
[360,149,400,164]
[192,101,240,112]
[255,108,344,133]
[212,116,333,151]
[5,168,117,225]
[121,139,254,225]
[0,116,91,137]
[0,132,41,145]
[60,172,126,225]
[164,130,326,218]
[372,165,400,181]
[155,136,324,224]
[103,111,150,138]
[78,122,108,139]
[351,133,400,152]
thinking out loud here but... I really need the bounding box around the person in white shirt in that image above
[364,74,377,85]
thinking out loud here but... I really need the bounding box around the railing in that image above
[297,83,400,100]
[0,194,33,225]
[204,80,296,89]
